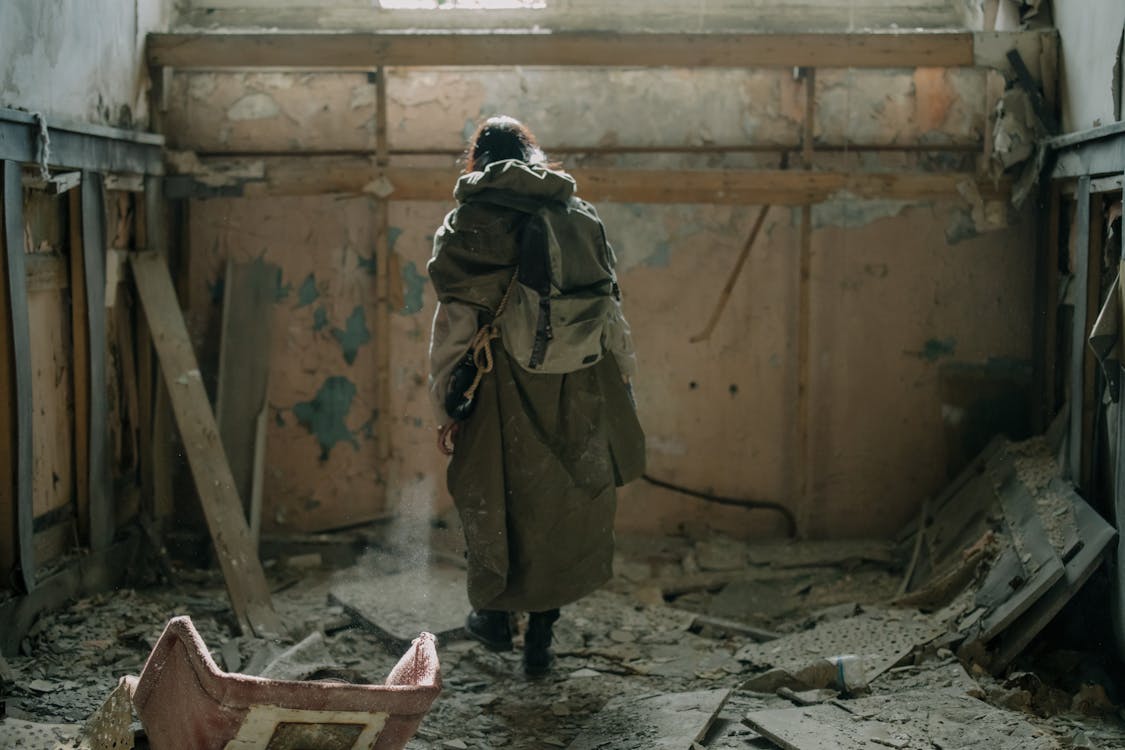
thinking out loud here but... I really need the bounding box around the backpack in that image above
[500,199,620,374]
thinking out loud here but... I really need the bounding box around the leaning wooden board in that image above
[130,251,282,638]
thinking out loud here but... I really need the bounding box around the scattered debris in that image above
[567,689,731,750]
[745,689,1061,750]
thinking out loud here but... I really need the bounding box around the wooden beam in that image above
[1067,177,1090,484]
[147,30,976,70]
[142,175,175,522]
[67,190,91,546]
[2,161,34,592]
[795,69,815,539]
[171,158,1010,205]
[131,252,283,637]
[81,173,114,553]
[373,69,392,470]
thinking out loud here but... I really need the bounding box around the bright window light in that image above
[379,0,546,9]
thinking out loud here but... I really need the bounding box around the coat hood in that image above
[454,159,576,207]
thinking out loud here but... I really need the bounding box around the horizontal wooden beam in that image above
[0,108,164,176]
[148,30,978,69]
[166,155,1009,205]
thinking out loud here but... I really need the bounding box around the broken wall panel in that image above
[186,195,387,534]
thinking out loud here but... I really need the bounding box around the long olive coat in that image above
[428,160,645,613]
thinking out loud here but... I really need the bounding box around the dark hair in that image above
[464,115,552,173]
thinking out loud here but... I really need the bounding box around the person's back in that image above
[427,115,645,676]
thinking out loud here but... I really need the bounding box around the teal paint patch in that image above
[207,277,224,306]
[388,226,403,251]
[272,267,292,302]
[332,306,372,365]
[296,273,319,308]
[312,305,329,332]
[358,254,377,275]
[359,410,379,440]
[292,376,359,460]
[399,261,426,315]
[645,241,672,268]
[910,337,957,362]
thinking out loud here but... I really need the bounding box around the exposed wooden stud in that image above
[216,258,277,539]
[1067,176,1091,484]
[2,161,35,591]
[142,175,174,522]
[795,69,816,539]
[25,254,69,293]
[169,158,1010,205]
[81,173,113,553]
[0,168,18,582]
[68,190,91,545]
[130,251,283,638]
[373,64,392,466]
[147,30,976,70]
[1037,185,1061,427]
[1081,194,1104,492]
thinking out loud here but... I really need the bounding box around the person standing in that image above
[427,115,645,676]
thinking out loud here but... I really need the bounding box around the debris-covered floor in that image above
[1,530,1124,747]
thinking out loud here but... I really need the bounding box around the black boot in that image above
[524,609,560,677]
[464,609,513,652]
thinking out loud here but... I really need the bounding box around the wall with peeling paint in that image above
[173,0,966,33]
[1054,0,1125,133]
[0,0,172,127]
[175,64,1032,538]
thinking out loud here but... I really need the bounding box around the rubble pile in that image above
[1,438,1123,749]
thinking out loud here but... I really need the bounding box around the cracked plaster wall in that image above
[1054,0,1125,133]
[174,66,1031,538]
[0,0,172,127]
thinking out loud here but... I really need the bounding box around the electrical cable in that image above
[641,473,798,538]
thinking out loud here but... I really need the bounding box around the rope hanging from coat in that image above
[641,474,798,538]
[463,274,519,402]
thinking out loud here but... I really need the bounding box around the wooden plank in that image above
[142,175,174,521]
[0,166,18,582]
[795,69,815,538]
[1081,195,1104,491]
[27,288,74,524]
[25,254,68,292]
[568,689,730,750]
[129,251,282,638]
[1042,185,1061,424]
[216,258,277,527]
[1067,177,1090,482]
[147,31,975,70]
[3,161,35,592]
[178,157,1011,205]
[81,172,113,553]
[67,189,91,545]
